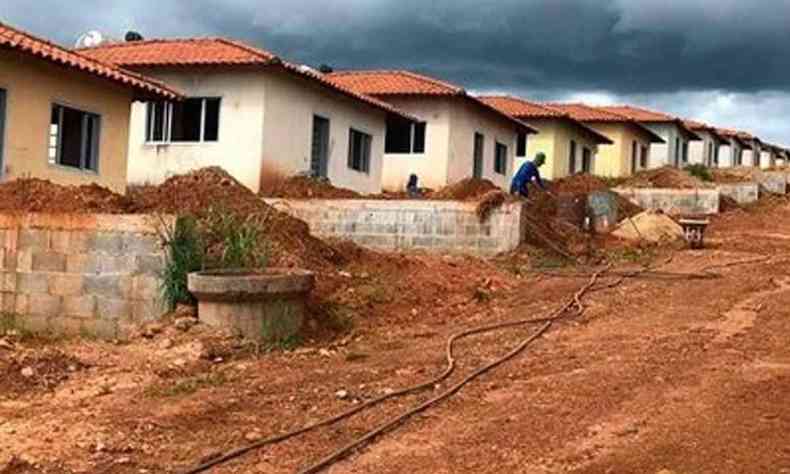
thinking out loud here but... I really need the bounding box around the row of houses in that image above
[1,21,787,196]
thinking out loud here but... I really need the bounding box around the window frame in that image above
[347,128,372,174]
[145,97,221,144]
[47,102,101,174]
[494,141,508,175]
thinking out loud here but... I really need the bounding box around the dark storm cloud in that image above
[3,0,789,143]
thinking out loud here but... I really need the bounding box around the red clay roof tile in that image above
[0,22,180,100]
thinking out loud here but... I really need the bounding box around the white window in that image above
[348,128,372,173]
[146,98,221,143]
[48,104,100,172]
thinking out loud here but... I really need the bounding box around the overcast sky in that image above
[4,0,789,145]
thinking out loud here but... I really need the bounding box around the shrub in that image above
[685,164,713,182]
[161,216,204,310]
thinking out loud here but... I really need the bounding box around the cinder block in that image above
[84,275,132,299]
[2,249,16,271]
[48,274,85,297]
[49,317,83,337]
[16,248,33,272]
[0,272,15,292]
[16,314,50,334]
[1,293,15,314]
[18,229,48,249]
[16,272,49,294]
[61,295,97,319]
[135,255,165,276]
[123,234,162,255]
[93,318,120,339]
[97,255,137,274]
[51,231,95,254]
[0,229,6,249]
[66,254,100,274]
[132,298,167,323]
[133,275,161,301]
[93,232,125,256]
[32,251,67,272]
[96,297,132,320]
[28,294,62,317]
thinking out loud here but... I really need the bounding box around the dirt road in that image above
[2,201,790,474]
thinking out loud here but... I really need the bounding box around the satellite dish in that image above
[75,30,105,48]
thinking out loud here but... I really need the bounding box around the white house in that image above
[741,136,763,168]
[597,105,700,169]
[684,120,725,167]
[80,38,416,194]
[715,129,752,168]
[327,70,537,192]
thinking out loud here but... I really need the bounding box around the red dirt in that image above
[621,166,714,189]
[0,179,132,214]
[711,168,757,184]
[263,176,362,199]
[4,196,790,473]
[430,178,500,201]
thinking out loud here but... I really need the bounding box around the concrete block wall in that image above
[265,199,528,256]
[613,188,721,215]
[587,192,619,233]
[718,183,759,204]
[0,214,171,339]
[754,171,788,195]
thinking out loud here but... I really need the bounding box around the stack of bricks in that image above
[0,214,172,339]
[264,199,528,256]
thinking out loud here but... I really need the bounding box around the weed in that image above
[685,164,713,182]
[356,283,394,305]
[321,303,356,333]
[160,216,204,310]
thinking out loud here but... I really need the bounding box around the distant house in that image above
[596,105,700,169]
[0,22,179,193]
[326,71,536,191]
[545,103,664,177]
[478,97,612,180]
[761,144,784,169]
[715,129,752,167]
[684,120,726,167]
[80,39,415,194]
[740,134,763,168]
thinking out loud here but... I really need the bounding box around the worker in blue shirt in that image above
[511,152,548,198]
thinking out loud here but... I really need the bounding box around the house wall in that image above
[376,96,452,192]
[446,99,520,190]
[261,70,387,194]
[688,131,721,167]
[0,50,133,193]
[761,150,776,169]
[522,119,599,180]
[719,139,744,168]
[645,123,691,168]
[742,141,761,167]
[126,68,266,191]
[589,122,652,177]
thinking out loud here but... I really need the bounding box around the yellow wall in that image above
[587,122,654,178]
[523,118,600,180]
[0,50,133,193]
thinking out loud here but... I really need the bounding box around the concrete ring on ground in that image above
[188,268,315,342]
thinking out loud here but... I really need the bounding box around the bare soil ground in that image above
[3,201,790,474]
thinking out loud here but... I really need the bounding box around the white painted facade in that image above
[125,67,388,194]
[378,96,521,192]
[717,139,744,168]
[742,140,762,168]
[644,122,696,168]
[760,150,775,169]
[688,130,722,167]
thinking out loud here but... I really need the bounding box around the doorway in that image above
[473,132,484,179]
[310,115,330,178]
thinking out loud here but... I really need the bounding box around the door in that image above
[473,132,484,179]
[310,115,330,178]
[631,141,638,174]
[582,147,592,173]
[0,89,6,180]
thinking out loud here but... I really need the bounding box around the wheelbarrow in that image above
[678,218,710,249]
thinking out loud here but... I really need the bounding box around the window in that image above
[569,140,577,174]
[582,147,592,173]
[348,128,372,173]
[682,141,689,163]
[473,133,484,179]
[48,104,100,172]
[674,138,681,166]
[631,141,638,173]
[713,144,720,165]
[146,97,221,143]
[640,145,648,168]
[516,133,528,158]
[494,142,508,175]
[384,119,426,154]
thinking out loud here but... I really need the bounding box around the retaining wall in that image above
[613,188,720,215]
[266,199,527,256]
[755,171,789,195]
[718,183,760,204]
[0,214,170,339]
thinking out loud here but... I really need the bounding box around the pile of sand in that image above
[612,211,684,243]
[621,167,714,189]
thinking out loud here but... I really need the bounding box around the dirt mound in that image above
[711,169,754,184]
[550,174,611,194]
[431,178,500,200]
[612,211,684,243]
[0,348,86,398]
[621,167,713,189]
[475,190,508,222]
[264,176,361,199]
[127,168,353,269]
[0,179,132,214]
